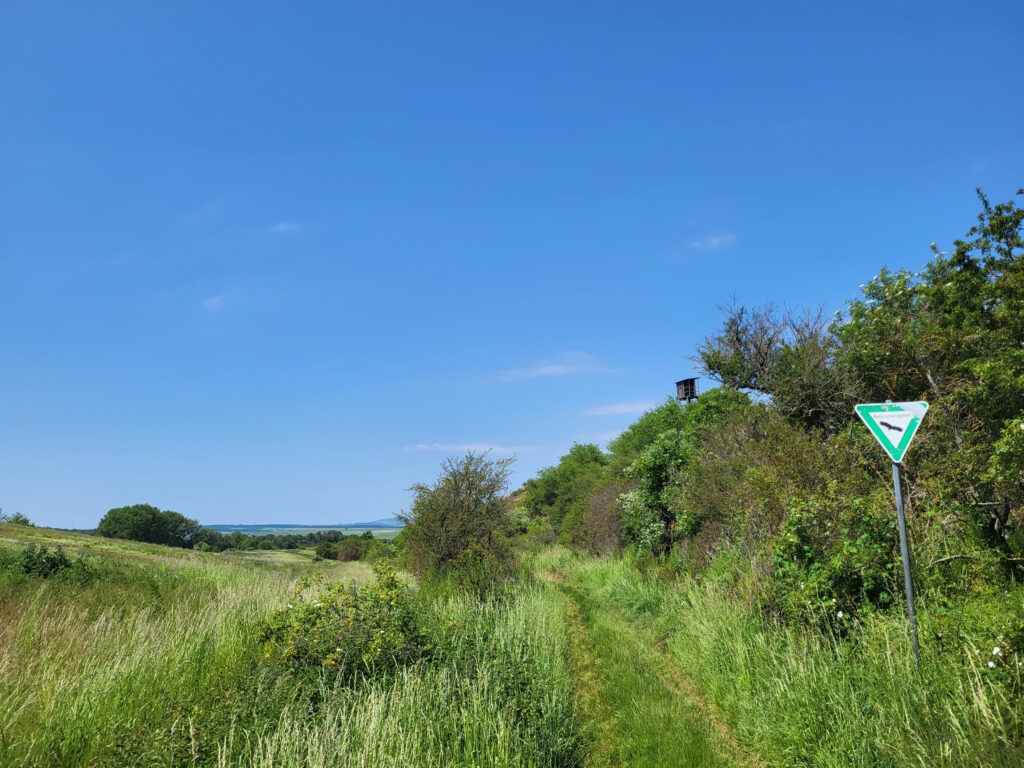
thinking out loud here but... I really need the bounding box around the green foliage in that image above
[16,543,73,578]
[836,189,1024,548]
[697,304,856,432]
[556,553,1024,768]
[607,398,687,475]
[447,541,515,597]
[96,504,201,548]
[336,536,372,561]
[313,540,336,560]
[617,394,749,555]
[557,497,588,548]
[674,386,751,438]
[401,453,516,590]
[626,429,694,503]
[769,496,897,625]
[619,488,664,553]
[1,526,579,768]
[521,442,608,530]
[362,540,395,564]
[618,429,693,554]
[259,559,424,684]
[987,417,1024,551]
[0,510,33,526]
[234,586,582,768]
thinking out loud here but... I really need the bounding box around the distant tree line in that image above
[94,504,381,552]
[314,531,395,563]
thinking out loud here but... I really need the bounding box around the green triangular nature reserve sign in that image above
[854,401,929,463]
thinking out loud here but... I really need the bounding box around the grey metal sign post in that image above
[891,460,920,666]
[855,400,928,667]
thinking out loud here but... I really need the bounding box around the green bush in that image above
[619,488,664,553]
[521,443,608,530]
[339,537,370,561]
[313,541,337,560]
[259,560,424,684]
[768,496,897,625]
[447,543,515,597]
[0,511,33,526]
[556,498,587,548]
[401,453,517,592]
[361,541,394,564]
[17,544,73,578]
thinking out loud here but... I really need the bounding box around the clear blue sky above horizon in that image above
[2,2,1022,528]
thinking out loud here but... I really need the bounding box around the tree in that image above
[521,443,609,530]
[607,399,688,475]
[836,188,1024,547]
[620,429,693,553]
[96,504,201,548]
[400,453,514,588]
[697,304,857,432]
[0,510,33,526]
[314,541,337,560]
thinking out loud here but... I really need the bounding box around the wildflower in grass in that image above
[837,611,844,619]
[993,646,1001,656]
[988,661,996,669]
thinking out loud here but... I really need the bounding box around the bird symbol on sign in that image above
[879,421,903,433]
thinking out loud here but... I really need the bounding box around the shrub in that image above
[521,443,608,530]
[768,496,898,625]
[557,498,587,548]
[362,541,394,564]
[259,560,424,684]
[0,510,33,526]
[448,542,515,597]
[313,541,337,560]
[17,544,72,578]
[337,537,371,561]
[619,488,664,553]
[401,453,516,591]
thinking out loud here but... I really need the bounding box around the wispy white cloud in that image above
[270,221,301,234]
[404,442,540,455]
[498,351,609,381]
[689,233,736,251]
[970,159,988,172]
[585,400,655,417]
[202,294,226,311]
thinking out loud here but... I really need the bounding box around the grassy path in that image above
[548,571,760,768]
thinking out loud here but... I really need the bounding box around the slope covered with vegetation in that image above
[517,188,1024,766]
[0,523,579,767]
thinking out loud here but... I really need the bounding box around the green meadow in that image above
[3,520,1021,767]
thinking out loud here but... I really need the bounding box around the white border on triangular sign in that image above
[854,401,929,463]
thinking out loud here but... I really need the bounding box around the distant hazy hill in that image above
[209,516,403,533]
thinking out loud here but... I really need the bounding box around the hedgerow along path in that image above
[544,565,762,768]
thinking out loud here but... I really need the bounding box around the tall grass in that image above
[550,550,1024,768]
[0,527,581,767]
[0,541,303,766]
[219,589,582,767]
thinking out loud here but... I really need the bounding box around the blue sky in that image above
[2,2,1022,528]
